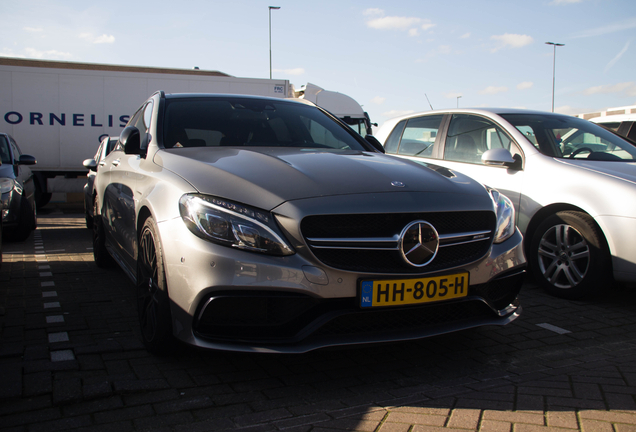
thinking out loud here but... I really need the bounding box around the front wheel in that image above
[530,211,609,299]
[137,218,174,354]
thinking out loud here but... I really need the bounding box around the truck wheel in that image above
[137,218,174,355]
[93,200,113,268]
[530,211,609,299]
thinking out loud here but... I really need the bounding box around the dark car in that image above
[83,136,118,228]
[93,92,525,354]
[0,133,37,241]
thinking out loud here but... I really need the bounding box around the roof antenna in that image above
[425,94,434,110]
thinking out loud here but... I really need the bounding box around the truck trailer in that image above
[0,57,371,208]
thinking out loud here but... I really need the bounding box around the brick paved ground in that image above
[2,206,636,431]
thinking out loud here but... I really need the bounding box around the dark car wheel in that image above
[93,200,113,268]
[85,197,94,229]
[530,211,609,299]
[10,197,35,242]
[137,218,174,354]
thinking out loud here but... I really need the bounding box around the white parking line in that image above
[537,323,571,334]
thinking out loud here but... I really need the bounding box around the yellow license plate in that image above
[360,272,469,308]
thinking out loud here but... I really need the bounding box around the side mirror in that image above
[83,158,97,171]
[482,148,520,169]
[120,126,143,155]
[18,154,37,165]
[365,135,385,153]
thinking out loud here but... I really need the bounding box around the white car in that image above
[375,108,636,299]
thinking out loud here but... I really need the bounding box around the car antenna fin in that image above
[425,94,434,110]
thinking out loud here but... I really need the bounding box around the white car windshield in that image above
[501,113,636,161]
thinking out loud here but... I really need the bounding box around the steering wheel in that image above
[569,147,593,158]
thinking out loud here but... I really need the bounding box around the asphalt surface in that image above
[2,205,636,431]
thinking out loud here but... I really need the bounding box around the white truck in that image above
[0,57,372,207]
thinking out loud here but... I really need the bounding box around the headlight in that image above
[0,178,15,194]
[488,188,515,244]
[179,194,294,256]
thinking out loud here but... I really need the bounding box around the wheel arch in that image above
[524,203,612,270]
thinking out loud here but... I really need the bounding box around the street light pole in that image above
[269,6,281,79]
[545,41,564,113]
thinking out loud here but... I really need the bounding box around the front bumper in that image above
[159,216,525,353]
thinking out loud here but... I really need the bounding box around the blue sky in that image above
[1,0,635,128]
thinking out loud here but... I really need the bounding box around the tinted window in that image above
[384,120,406,154]
[444,114,513,164]
[502,114,636,161]
[162,98,366,151]
[398,115,443,157]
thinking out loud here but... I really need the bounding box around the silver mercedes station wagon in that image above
[93,92,525,354]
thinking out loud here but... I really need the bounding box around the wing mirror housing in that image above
[120,126,144,156]
[18,154,37,165]
[83,158,97,171]
[365,135,385,153]
[482,148,521,170]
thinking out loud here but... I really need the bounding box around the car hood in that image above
[557,159,636,185]
[155,147,489,211]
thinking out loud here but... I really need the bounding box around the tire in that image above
[137,217,174,355]
[530,211,609,299]
[85,196,94,229]
[93,199,114,268]
[34,180,52,210]
[11,197,35,242]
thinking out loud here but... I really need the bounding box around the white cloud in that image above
[364,9,435,34]
[94,34,115,44]
[605,41,630,73]
[367,16,423,30]
[24,47,72,60]
[80,33,115,44]
[273,68,305,76]
[490,33,533,52]
[371,96,386,105]
[460,33,471,39]
[572,17,636,39]
[517,81,533,90]
[479,86,509,95]
[24,27,43,32]
[583,82,636,97]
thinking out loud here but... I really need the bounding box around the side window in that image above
[398,115,443,157]
[384,120,406,154]
[9,137,21,162]
[444,114,513,164]
[0,136,11,164]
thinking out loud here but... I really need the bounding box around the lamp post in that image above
[545,41,564,112]
[269,6,281,79]
[456,95,462,108]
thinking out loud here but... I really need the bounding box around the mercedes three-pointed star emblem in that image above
[398,220,439,267]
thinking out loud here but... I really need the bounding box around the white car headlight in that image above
[488,188,516,244]
[179,194,294,256]
[0,178,15,194]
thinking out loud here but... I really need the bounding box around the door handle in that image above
[112,159,120,167]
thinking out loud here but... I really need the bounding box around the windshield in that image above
[163,97,367,151]
[501,113,636,161]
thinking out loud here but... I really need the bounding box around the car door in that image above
[102,102,152,271]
